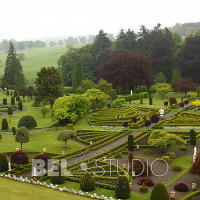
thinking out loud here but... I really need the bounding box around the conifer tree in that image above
[3,41,25,87]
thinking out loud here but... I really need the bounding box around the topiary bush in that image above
[33,154,52,170]
[140,184,148,193]
[80,172,96,192]
[145,120,151,128]
[50,165,65,185]
[174,183,189,192]
[115,176,130,199]
[2,118,9,130]
[11,150,29,165]
[11,96,15,105]
[3,98,7,105]
[169,97,177,106]
[128,135,134,151]
[0,153,9,172]
[190,129,196,145]
[16,96,20,102]
[150,183,170,200]
[12,127,16,135]
[137,178,154,187]
[123,121,129,128]
[7,107,13,116]
[164,101,168,106]
[18,115,37,129]
[132,117,138,123]
[150,114,160,123]
[18,100,23,110]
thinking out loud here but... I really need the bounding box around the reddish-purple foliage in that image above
[184,100,189,105]
[174,183,189,192]
[123,121,129,128]
[99,50,153,90]
[34,154,52,169]
[145,120,151,127]
[150,114,160,123]
[137,178,154,187]
[180,102,184,108]
[190,153,200,175]
[175,78,197,94]
[132,117,138,123]
[11,150,29,165]
[169,97,177,106]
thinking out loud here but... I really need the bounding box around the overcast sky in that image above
[0,0,199,40]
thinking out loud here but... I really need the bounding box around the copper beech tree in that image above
[99,50,152,90]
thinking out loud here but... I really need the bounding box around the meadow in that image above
[0,46,68,82]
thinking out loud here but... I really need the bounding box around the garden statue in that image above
[159,109,165,117]
[8,162,12,172]
[193,146,197,163]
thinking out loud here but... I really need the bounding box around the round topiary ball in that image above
[0,153,9,172]
[18,115,37,129]
[11,150,29,165]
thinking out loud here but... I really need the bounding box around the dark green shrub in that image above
[3,98,7,105]
[6,90,9,95]
[2,118,9,130]
[12,127,16,135]
[140,184,148,193]
[115,176,130,199]
[80,172,96,192]
[11,96,15,105]
[150,183,169,200]
[18,100,23,110]
[16,96,20,101]
[18,115,37,129]
[128,135,134,151]
[7,107,13,116]
[11,150,29,165]
[190,129,196,145]
[0,153,8,172]
[50,166,65,184]
[14,90,18,97]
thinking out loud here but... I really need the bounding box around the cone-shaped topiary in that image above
[11,96,15,105]
[115,176,130,199]
[190,129,196,145]
[0,153,9,172]
[3,98,7,105]
[11,150,29,165]
[2,118,9,130]
[18,100,23,110]
[18,115,37,129]
[128,135,134,151]
[80,172,96,192]
[150,183,170,200]
[7,107,13,116]
[50,165,65,184]
[16,96,20,102]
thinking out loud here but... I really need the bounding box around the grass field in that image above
[0,46,68,82]
[0,178,91,200]
[0,130,83,154]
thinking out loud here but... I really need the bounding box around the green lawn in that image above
[0,178,91,200]
[1,101,53,128]
[0,131,83,154]
[0,46,68,81]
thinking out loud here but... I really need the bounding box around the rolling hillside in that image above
[0,46,68,82]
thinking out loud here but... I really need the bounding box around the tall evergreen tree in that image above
[4,41,25,87]
[35,67,63,107]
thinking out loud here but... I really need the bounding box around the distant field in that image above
[0,46,68,82]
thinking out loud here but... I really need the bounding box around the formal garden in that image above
[1,24,200,200]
